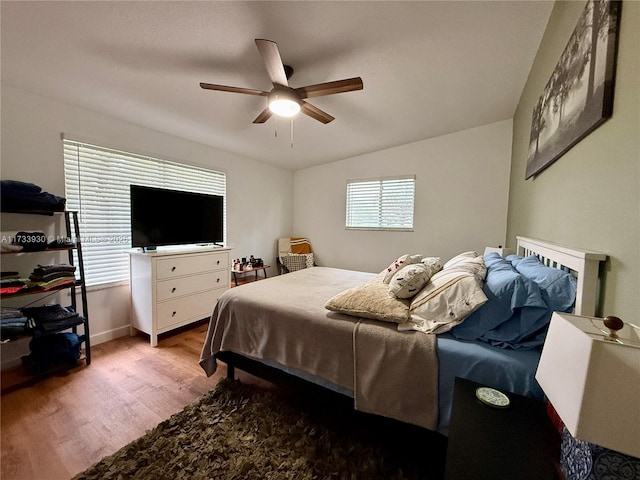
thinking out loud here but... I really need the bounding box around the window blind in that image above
[63,139,226,287]
[346,176,415,230]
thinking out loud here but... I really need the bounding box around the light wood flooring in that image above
[0,320,265,480]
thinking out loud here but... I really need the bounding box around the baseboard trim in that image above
[90,325,130,346]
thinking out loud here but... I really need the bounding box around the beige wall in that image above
[293,119,514,272]
[507,1,639,319]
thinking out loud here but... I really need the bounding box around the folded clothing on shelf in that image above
[26,264,77,291]
[1,271,21,280]
[1,180,66,213]
[26,277,76,292]
[31,264,76,277]
[21,304,82,332]
[0,278,27,295]
[1,316,29,340]
[1,306,24,319]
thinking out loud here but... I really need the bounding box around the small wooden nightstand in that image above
[231,265,270,286]
[444,377,561,480]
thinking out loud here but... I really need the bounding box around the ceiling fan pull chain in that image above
[274,116,278,138]
[290,118,294,149]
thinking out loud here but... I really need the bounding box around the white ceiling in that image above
[1,1,554,171]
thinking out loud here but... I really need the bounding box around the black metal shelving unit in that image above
[1,210,91,390]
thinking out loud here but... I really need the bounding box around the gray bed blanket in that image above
[199,266,438,429]
[354,319,437,429]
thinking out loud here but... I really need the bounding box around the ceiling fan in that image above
[200,39,363,125]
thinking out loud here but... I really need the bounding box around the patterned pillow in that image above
[303,252,314,268]
[382,254,424,284]
[389,263,432,299]
[281,253,314,272]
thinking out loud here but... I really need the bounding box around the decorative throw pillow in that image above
[281,253,313,272]
[389,263,432,299]
[421,256,443,277]
[382,254,423,284]
[325,274,410,324]
[304,252,315,268]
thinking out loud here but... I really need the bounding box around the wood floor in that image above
[0,320,265,480]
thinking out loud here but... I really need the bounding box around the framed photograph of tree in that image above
[526,0,622,179]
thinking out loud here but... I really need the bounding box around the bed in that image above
[199,237,607,436]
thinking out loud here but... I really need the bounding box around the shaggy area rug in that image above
[73,378,447,480]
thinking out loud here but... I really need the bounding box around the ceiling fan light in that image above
[269,97,300,117]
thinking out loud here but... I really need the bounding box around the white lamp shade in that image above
[536,312,640,458]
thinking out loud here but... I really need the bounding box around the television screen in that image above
[130,185,223,248]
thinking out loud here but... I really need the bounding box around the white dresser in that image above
[129,246,231,346]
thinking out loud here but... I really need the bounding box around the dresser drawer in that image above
[156,288,223,330]
[156,251,229,279]
[156,271,227,301]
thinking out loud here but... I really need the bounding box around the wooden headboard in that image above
[515,236,607,317]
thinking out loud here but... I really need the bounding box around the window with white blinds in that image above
[63,139,226,287]
[345,176,415,231]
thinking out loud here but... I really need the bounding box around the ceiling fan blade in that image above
[200,82,268,96]
[252,107,273,124]
[296,77,363,99]
[255,39,288,87]
[300,101,335,124]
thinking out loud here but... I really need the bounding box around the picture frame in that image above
[526,0,622,179]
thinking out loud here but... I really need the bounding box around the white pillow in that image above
[382,254,423,284]
[441,255,487,282]
[443,251,479,269]
[403,274,488,334]
[404,257,488,334]
[389,263,432,299]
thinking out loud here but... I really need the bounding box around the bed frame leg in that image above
[226,363,235,380]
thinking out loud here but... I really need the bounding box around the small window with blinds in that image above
[345,176,415,231]
[63,138,226,287]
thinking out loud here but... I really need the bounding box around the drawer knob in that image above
[217,260,220,265]
[172,311,177,317]
[171,287,176,293]
[171,266,176,272]
[216,278,220,283]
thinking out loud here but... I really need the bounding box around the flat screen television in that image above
[130,185,224,249]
